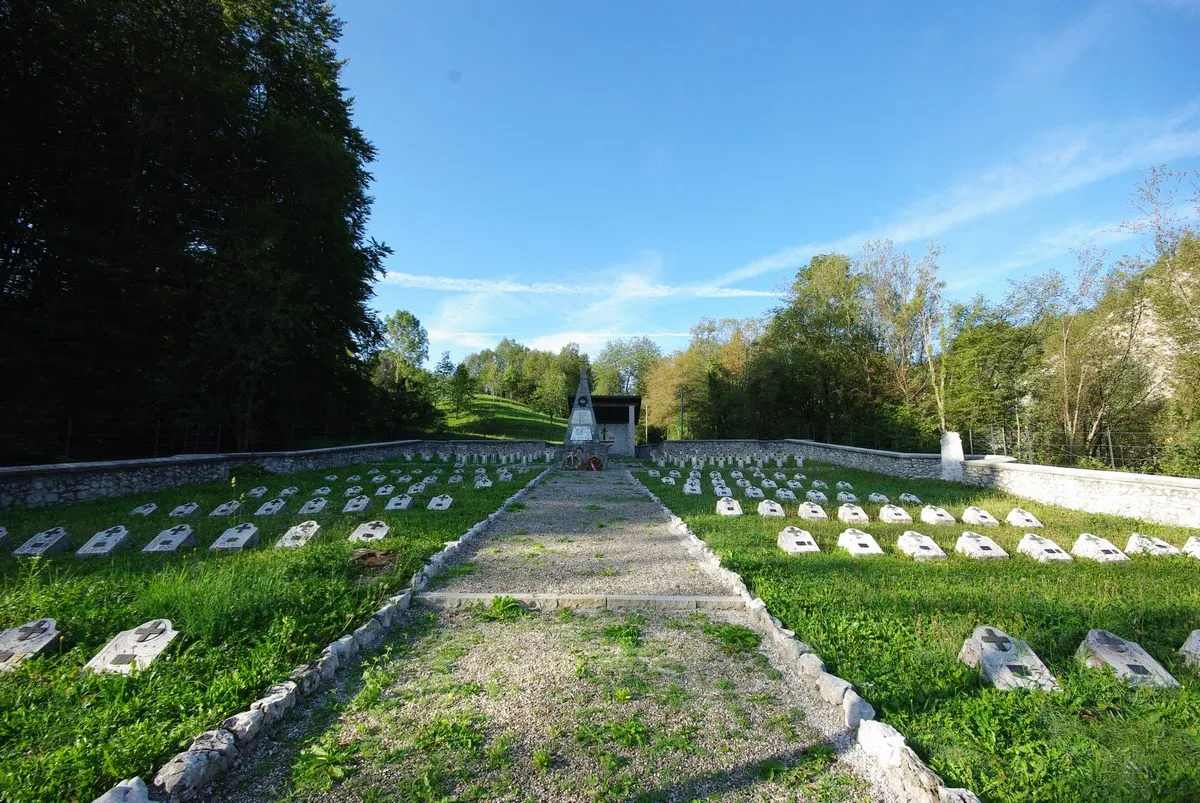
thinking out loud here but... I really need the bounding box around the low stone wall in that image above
[962,456,1200,529]
[0,439,554,511]
[653,439,941,479]
[786,440,942,480]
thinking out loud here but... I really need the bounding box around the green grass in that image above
[441,394,566,443]
[0,460,542,802]
[638,460,1200,802]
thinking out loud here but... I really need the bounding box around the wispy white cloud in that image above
[381,269,778,299]
[1005,4,1116,88]
[721,101,1200,286]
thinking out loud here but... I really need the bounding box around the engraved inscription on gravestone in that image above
[797,501,827,520]
[1076,629,1179,688]
[255,498,285,516]
[349,521,390,543]
[143,524,196,553]
[427,495,454,511]
[0,618,59,671]
[77,525,132,557]
[959,625,1059,691]
[837,528,883,556]
[169,502,199,517]
[84,619,178,675]
[956,531,1008,560]
[343,495,371,514]
[131,503,157,516]
[385,495,413,511]
[299,497,328,515]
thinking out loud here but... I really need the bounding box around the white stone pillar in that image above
[941,431,965,482]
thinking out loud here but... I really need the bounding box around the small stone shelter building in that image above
[568,393,641,457]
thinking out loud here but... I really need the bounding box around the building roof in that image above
[569,394,641,424]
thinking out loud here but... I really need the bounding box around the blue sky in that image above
[333,0,1200,365]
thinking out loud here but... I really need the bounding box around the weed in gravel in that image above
[601,616,644,653]
[507,502,526,512]
[600,566,617,577]
[414,715,486,752]
[473,595,530,621]
[555,608,576,623]
[486,733,515,769]
[532,747,554,772]
[587,504,605,510]
[291,737,360,792]
[700,620,761,656]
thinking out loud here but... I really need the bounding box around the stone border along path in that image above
[91,468,555,803]
[224,466,906,801]
[627,470,981,803]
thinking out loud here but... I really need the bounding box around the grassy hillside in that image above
[440,394,565,443]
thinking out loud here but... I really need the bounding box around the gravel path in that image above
[220,607,891,802]
[434,469,729,596]
[216,468,891,801]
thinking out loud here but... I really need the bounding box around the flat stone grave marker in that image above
[837,503,869,524]
[683,482,702,496]
[0,618,59,671]
[896,531,946,561]
[899,492,921,504]
[716,497,743,516]
[0,527,8,551]
[278,486,299,497]
[1017,533,1072,563]
[1185,536,1200,559]
[648,469,661,477]
[131,503,157,516]
[344,485,364,497]
[1125,533,1180,556]
[743,486,764,499]
[793,473,806,481]
[751,471,764,479]
[660,477,675,486]
[427,495,453,511]
[209,500,240,517]
[956,531,1008,560]
[735,478,750,488]
[786,480,804,489]
[449,475,462,484]
[346,474,361,482]
[1076,629,1179,688]
[1005,507,1043,528]
[169,502,199,517]
[806,490,828,503]
[959,625,1059,691]
[371,475,387,484]
[255,498,285,516]
[836,491,858,503]
[797,501,827,520]
[396,474,412,484]
[375,484,395,497]
[1180,630,1200,670]
[313,486,332,496]
[84,619,178,675]
[713,485,732,496]
[811,480,828,489]
[247,486,268,499]
[775,488,796,501]
[367,468,380,475]
[962,506,999,526]
[324,474,338,481]
[920,505,955,525]
[777,526,819,554]
[13,527,71,557]
[299,497,327,515]
[867,492,890,504]
[761,479,778,489]
[498,470,512,481]
[879,504,912,524]
[1071,533,1129,562]
[143,524,196,553]
[757,500,785,518]
[77,525,132,557]
[669,470,681,477]
[836,481,853,490]
[276,521,322,549]
[729,471,742,479]
[774,472,787,481]
[343,495,370,514]
[385,495,413,511]
[210,523,259,552]
[837,528,884,556]
[407,483,425,495]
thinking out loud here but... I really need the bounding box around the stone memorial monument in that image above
[561,374,610,470]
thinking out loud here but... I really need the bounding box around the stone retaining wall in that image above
[0,439,554,511]
[654,439,941,479]
[962,456,1200,528]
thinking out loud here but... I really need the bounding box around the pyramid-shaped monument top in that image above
[565,374,598,444]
